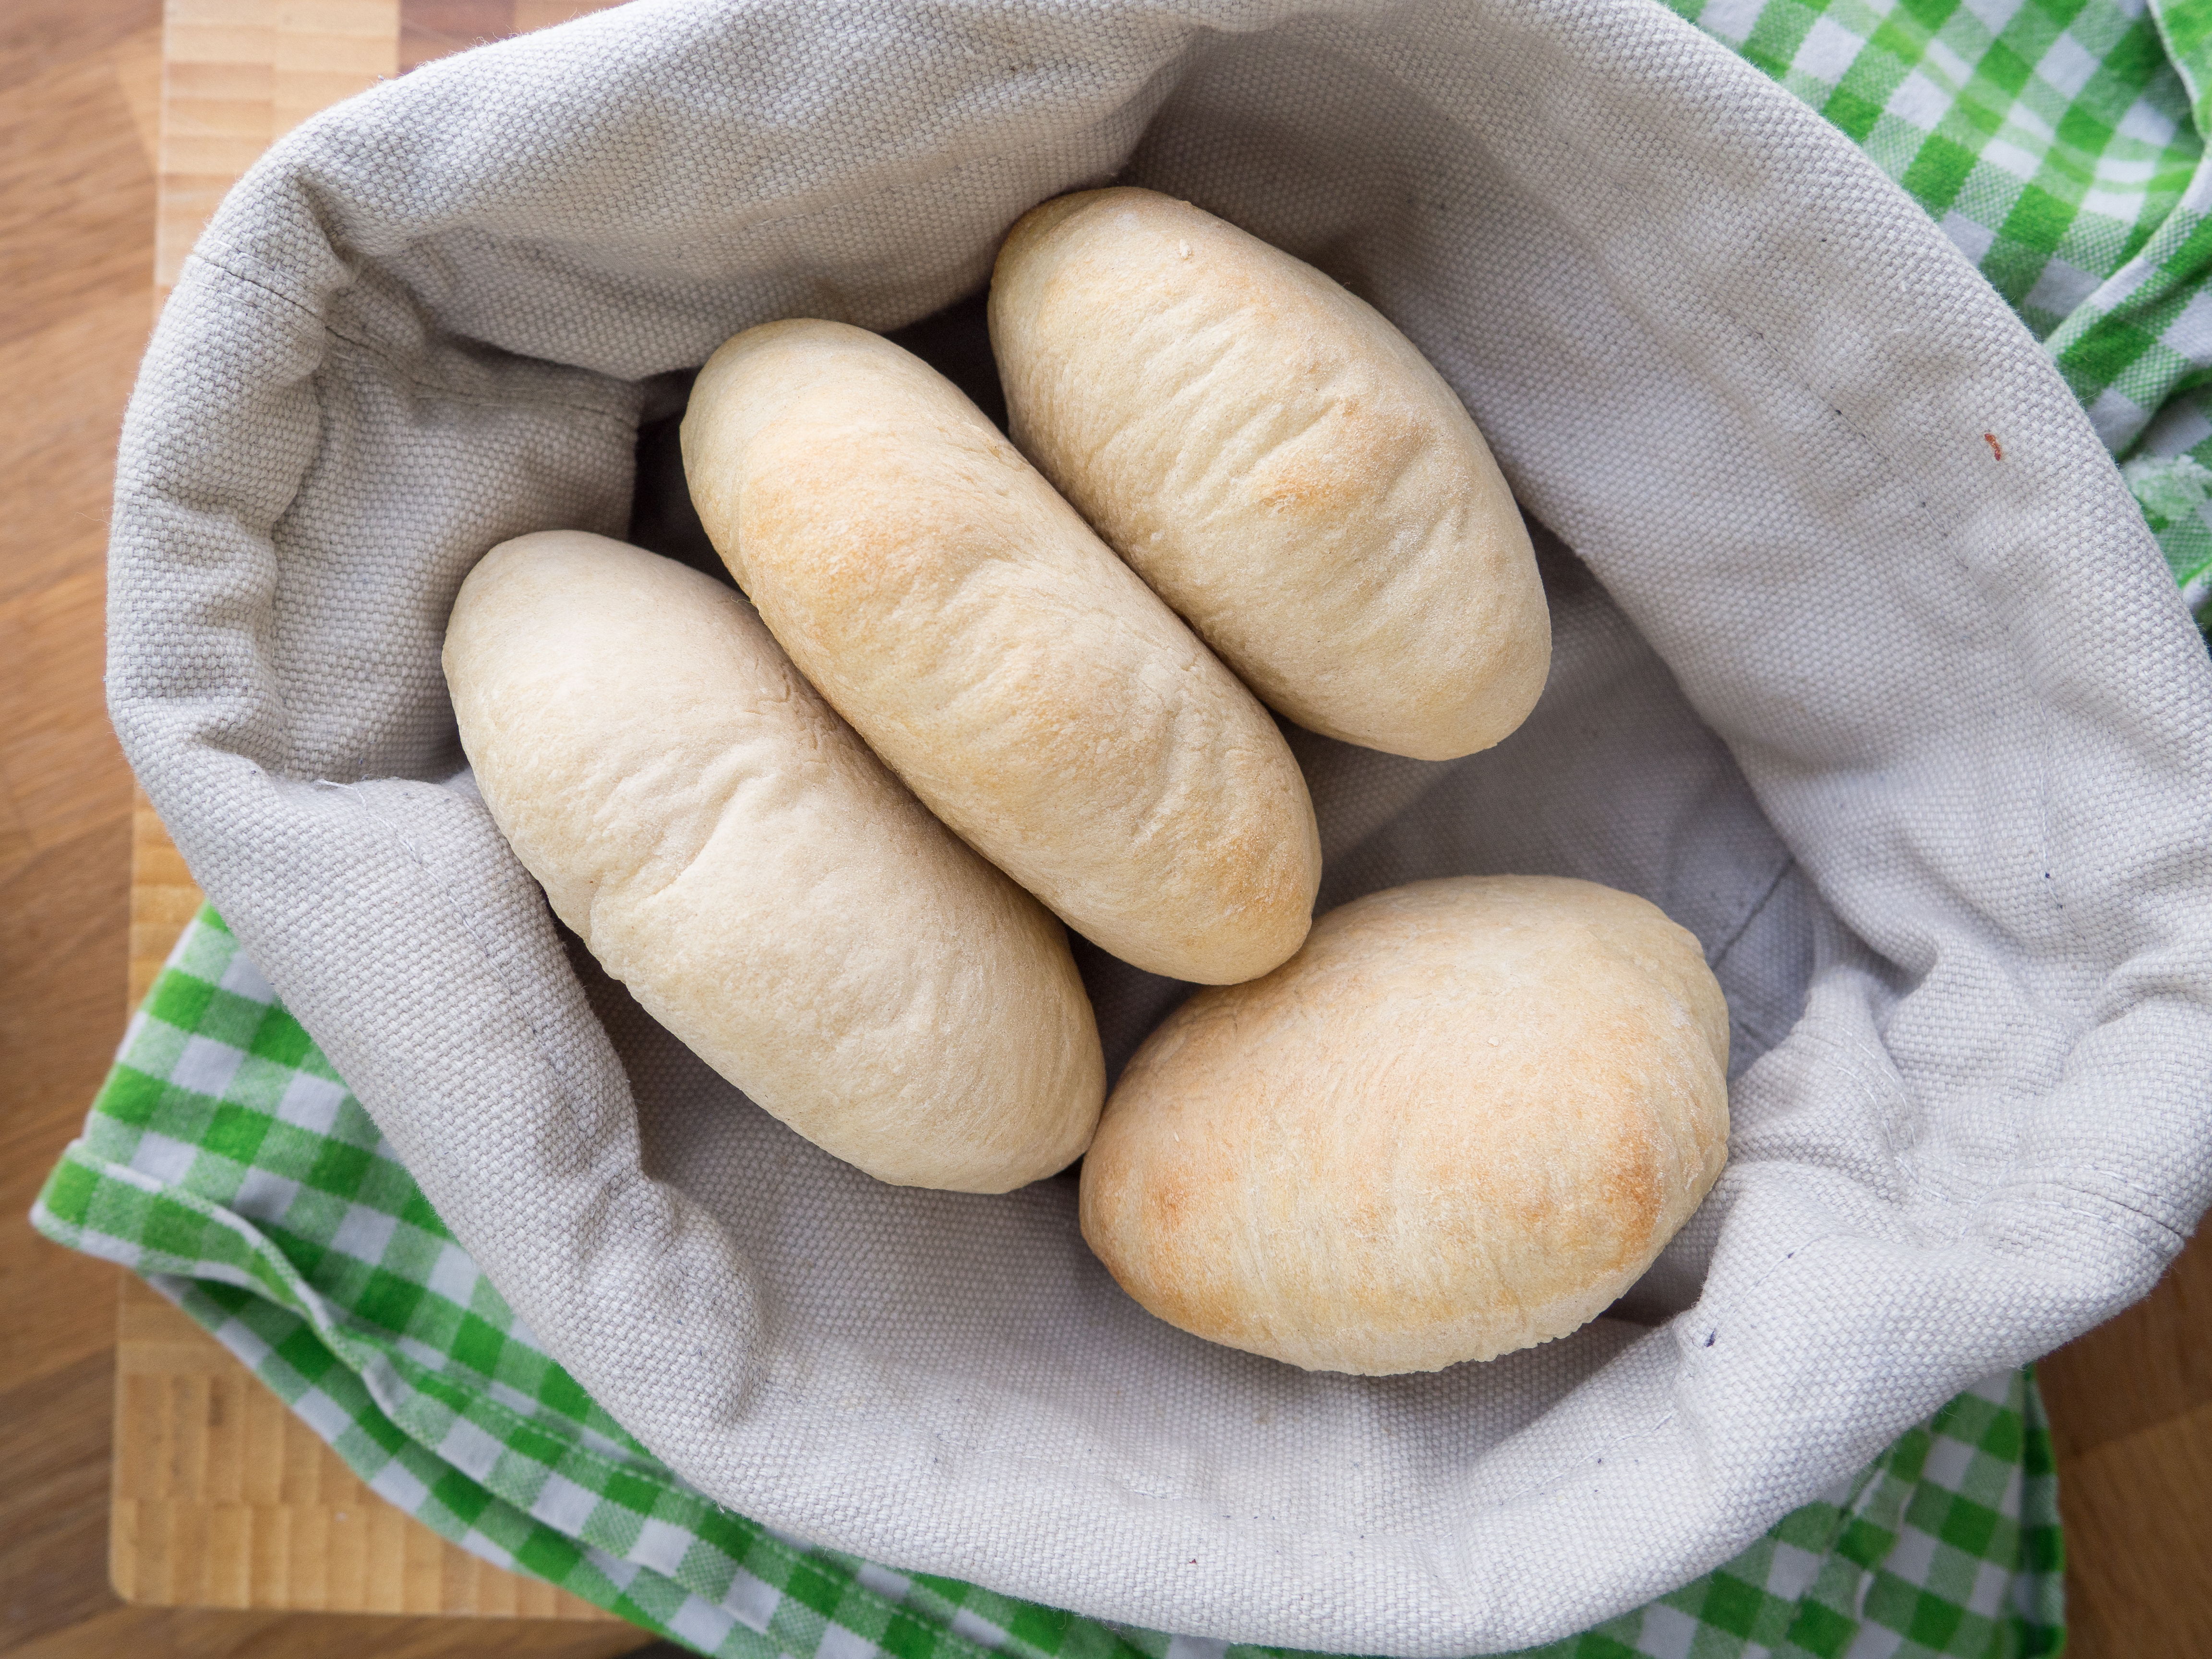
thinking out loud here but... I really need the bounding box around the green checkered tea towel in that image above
[46,0,2212,1650]
[1678,0,2212,626]
[37,911,2065,1659]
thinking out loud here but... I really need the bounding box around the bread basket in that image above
[99,0,2212,1648]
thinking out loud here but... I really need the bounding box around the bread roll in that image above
[1081,876,1729,1372]
[991,187,1551,761]
[681,319,1321,986]
[444,530,1104,1193]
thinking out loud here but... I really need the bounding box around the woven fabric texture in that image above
[1688,0,2212,621]
[36,909,2066,1659]
[45,0,2212,1650]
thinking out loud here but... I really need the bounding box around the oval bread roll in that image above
[1081,876,1729,1373]
[991,188,1551,761]
[681,319,1322,986]
[444,530,1105,1193]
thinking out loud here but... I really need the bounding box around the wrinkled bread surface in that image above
[1081,876,1730,1372]
[992,188,1551,761]
[682,319,1321,986]
[444,530,1104,1192]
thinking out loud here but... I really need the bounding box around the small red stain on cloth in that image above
[1984,433,2004,459]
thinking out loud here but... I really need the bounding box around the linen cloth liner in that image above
[74,0,2212,1650]
[42,905,2066,1658]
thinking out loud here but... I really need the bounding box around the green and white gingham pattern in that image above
[1501,1380,2063,1659]
[1675,0,2212,622]
[35,909,2064,1658]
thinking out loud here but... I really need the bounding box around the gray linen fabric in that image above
[106,0,2212,1650]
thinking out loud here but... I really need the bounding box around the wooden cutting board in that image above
[113,1272,616,1618]
[114,0,624,1616]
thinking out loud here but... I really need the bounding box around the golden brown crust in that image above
[1080,876,1729,1372]
[991,187,1551,761]
[680,318,1321,985]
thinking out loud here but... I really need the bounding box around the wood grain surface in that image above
[111,1277,618,1621]
[160,0,397,291]
[1,0,2207,1650]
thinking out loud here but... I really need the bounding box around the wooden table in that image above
[3,0,2206,1649]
